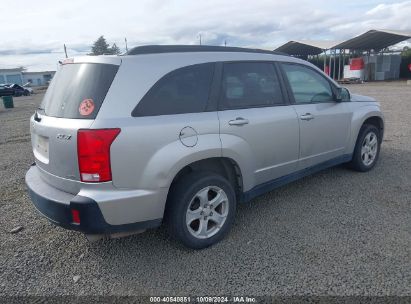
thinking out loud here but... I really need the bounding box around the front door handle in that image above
[228,117,249,126]
[300,113,314,121]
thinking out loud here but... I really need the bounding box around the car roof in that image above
[126,45,289,56]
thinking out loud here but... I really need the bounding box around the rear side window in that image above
[220,62,284,109]
[132,63,214,117]
[40,63,119,119]
[281,63,334,104]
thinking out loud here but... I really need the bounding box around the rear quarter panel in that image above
[93,113,221,190]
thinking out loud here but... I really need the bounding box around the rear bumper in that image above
[25,165,162,234]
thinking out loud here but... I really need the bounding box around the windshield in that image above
[39,63,119,119]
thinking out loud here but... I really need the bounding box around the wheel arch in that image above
[165,157,244,215]
[348,116,383,172]
[347,109,384,155]
[362,116,384,138]
[354,114,384,149]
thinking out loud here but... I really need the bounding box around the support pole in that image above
[323,50,327,73]
[333,49,336,80]
[367,50,370,82]
[328,50,332,77]
[343,49,346,79]
[338,49,342,80]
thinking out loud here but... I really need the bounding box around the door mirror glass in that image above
[336,87,350,102]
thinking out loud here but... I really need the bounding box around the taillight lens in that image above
[77,128,120,182]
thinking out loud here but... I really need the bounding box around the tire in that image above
[349,124,381,172]
[166,171,236,249]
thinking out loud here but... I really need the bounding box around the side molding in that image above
[241,154,352,202]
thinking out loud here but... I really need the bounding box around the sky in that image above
[0,0,410,71]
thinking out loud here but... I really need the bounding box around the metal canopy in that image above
[274,30,411,56]
[333,29,411,51]
[274,40,341,56]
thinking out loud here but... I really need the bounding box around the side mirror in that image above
[336,87,350,102]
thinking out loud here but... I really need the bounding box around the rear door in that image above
[218,61,299,187]
[280,62,351,169]
[32,60,120,182]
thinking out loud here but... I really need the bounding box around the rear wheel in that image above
[349,124,381,172]
[166,171,236,249]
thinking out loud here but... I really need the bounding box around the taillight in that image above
[77,128,120,182]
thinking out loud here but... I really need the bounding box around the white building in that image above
[0,68,24,85]
[22,71,56,86]
[0,68,55,86]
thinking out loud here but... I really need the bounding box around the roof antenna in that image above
[63,44,68,58]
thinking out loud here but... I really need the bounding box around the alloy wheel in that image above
[361,131,378,166]
[185,186,229,239]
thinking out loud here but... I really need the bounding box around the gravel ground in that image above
[0,82,410,297]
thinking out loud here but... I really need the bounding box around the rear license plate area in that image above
[33,134,49,164]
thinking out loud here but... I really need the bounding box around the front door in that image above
[280,63,352,169]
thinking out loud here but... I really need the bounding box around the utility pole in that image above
[125,38,128,53]
[224,40,227,47]
[63,44,68,58]
[199,34,202,45]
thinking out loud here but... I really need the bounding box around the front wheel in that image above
[349,124,381,172]
[166,171,236,249]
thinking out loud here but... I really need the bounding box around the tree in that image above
[110,43,121,55]
[91,36,110,55]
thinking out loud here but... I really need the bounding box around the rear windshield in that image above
[39,63,119,119]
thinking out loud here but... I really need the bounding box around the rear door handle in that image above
[300,113,314,121]
[228,117,249,126]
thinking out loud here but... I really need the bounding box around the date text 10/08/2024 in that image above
[149,296,257,303]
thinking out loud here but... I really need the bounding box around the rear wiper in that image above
[34,108,42,122]
[34,109,42,122]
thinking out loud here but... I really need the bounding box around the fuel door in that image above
[179,126,198,147]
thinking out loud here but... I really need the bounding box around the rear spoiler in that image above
[59,56,122,66]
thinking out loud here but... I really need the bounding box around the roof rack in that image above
[126,45,288,56]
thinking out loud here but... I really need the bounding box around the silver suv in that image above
[26,45,384,249]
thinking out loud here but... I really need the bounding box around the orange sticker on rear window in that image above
[79,99,95,116]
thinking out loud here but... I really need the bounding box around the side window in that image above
[282,63,334,104]
[132,63,214,116]
[220,62,284,109]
